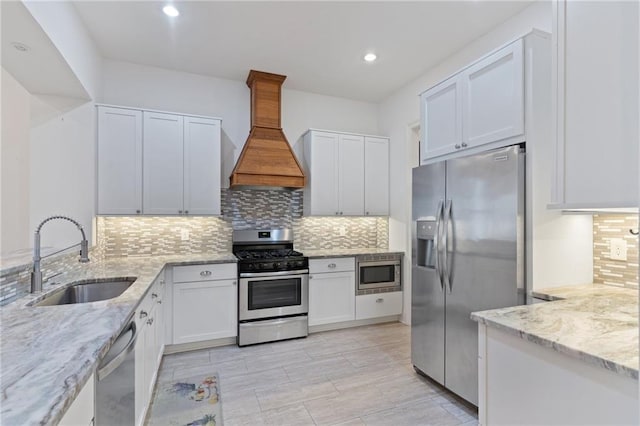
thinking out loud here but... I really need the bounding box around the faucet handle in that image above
[79,240,90,263]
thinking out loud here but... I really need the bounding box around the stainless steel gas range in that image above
[233,229,309,346]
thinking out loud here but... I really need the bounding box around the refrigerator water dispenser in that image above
[416,220,437,268]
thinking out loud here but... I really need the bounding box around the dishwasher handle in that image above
[97,321,137,381]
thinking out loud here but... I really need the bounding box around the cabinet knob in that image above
[157,300,162,304]
[309,275,313,279]
[139,310,148,319]
[366,211,370,215]
[178,210,183,214]
[455,144,461,149]
[200,270,212,277]
[151,293,158,299]
[340,212,343,215]
[185,210,189,214]
[328,263,337,269]
[232,280,237,286]
[376,298,384,303]
[335,212,339,215]
[136,210,141,214]
[147,318,154,325]
[461,142,468,148]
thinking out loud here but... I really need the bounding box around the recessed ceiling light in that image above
[364,53,377,62]
[11,42,30,52]
[163,5,180,17]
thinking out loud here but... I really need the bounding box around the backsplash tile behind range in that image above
[593,214,639,289]
[97,189,388,257]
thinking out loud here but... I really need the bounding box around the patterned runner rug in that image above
[148,372,223,426]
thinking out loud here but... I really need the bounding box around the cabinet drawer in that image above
[355,291,402,320]
[309,257,354,273]
[173,263,236,283]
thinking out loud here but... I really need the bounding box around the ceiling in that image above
[1,1,89,100]
[73,1,534,103]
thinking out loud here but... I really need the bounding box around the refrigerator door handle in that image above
[442,199,453,293]
[434,200,445,291]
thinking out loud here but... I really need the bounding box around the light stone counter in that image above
[0,253,236,426]
[471,284,639,380]
[302,248,404,258]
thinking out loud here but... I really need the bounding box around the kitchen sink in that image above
[32,279,136,307]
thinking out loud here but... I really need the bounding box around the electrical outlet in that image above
[337,226,347,237]
[180,228,190,241]
[609,238,627,261]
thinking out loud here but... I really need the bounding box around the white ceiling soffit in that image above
[72,1,533,103]
[1,1,89,100]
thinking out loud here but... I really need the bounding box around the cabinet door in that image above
[308,271,355,326]
[420,75,462,162]
[553,0,639,207]
[59,374,94,426]
[338,134,365,215]
[184,116,221,215]
[97,106,142,214]
[462,39,524,147]
[134,316,148,426]
[173,279,237,344]
[306,131,339,215]
[364,137,389,216]
[143,112,184,214]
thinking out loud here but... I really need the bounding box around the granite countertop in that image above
[471,284,639,380]
[0,253,236,426]
[303,248,404,258]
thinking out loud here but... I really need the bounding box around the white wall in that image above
[0,2,102,259]
[379,1,563,324]
[29,102,96,252]
[1,68,31,256]
[101,60,379,186]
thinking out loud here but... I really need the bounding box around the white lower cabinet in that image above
[308,258,355,326]
[172,264,238,345]
[355,292,403,320]
[135,276,165,426]
[59,373,95,426]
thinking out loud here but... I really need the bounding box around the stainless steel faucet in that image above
[31,215,90,293]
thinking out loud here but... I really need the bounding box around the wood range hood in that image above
[229,70,306,189]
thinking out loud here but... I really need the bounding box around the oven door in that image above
[239,271,309,321]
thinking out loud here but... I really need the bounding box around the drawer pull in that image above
[139,310,148,319]
[376,298,384,303]
[200,270,212,277]
[328,263,337,269]
[232,281,237,286]
[151,293,158,299]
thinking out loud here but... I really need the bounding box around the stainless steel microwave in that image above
[357,256,401,291]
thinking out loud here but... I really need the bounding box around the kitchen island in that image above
[471,284,638,425]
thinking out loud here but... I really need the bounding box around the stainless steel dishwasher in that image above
[96,316,138,425]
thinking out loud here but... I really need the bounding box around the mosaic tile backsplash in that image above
[593,214,639,289]
[96,189,388,257]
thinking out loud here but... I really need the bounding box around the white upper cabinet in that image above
[97,105,222,215]
[184,116,221,215]
[304,131,340,216]
[364,137,389,216]
[462,39,524,147]
[420,39,525,163]
[304,130,389,216]
[143,112,184,215]
[338,134,365,216]
[420,76,463,162]
[551,0,639,208]
[97,106,143,215]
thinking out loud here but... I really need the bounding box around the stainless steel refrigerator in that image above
[411,144,525,406]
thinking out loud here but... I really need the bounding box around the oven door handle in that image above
[240,269,309,278]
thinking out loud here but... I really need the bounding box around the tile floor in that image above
[156,322,478,426]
